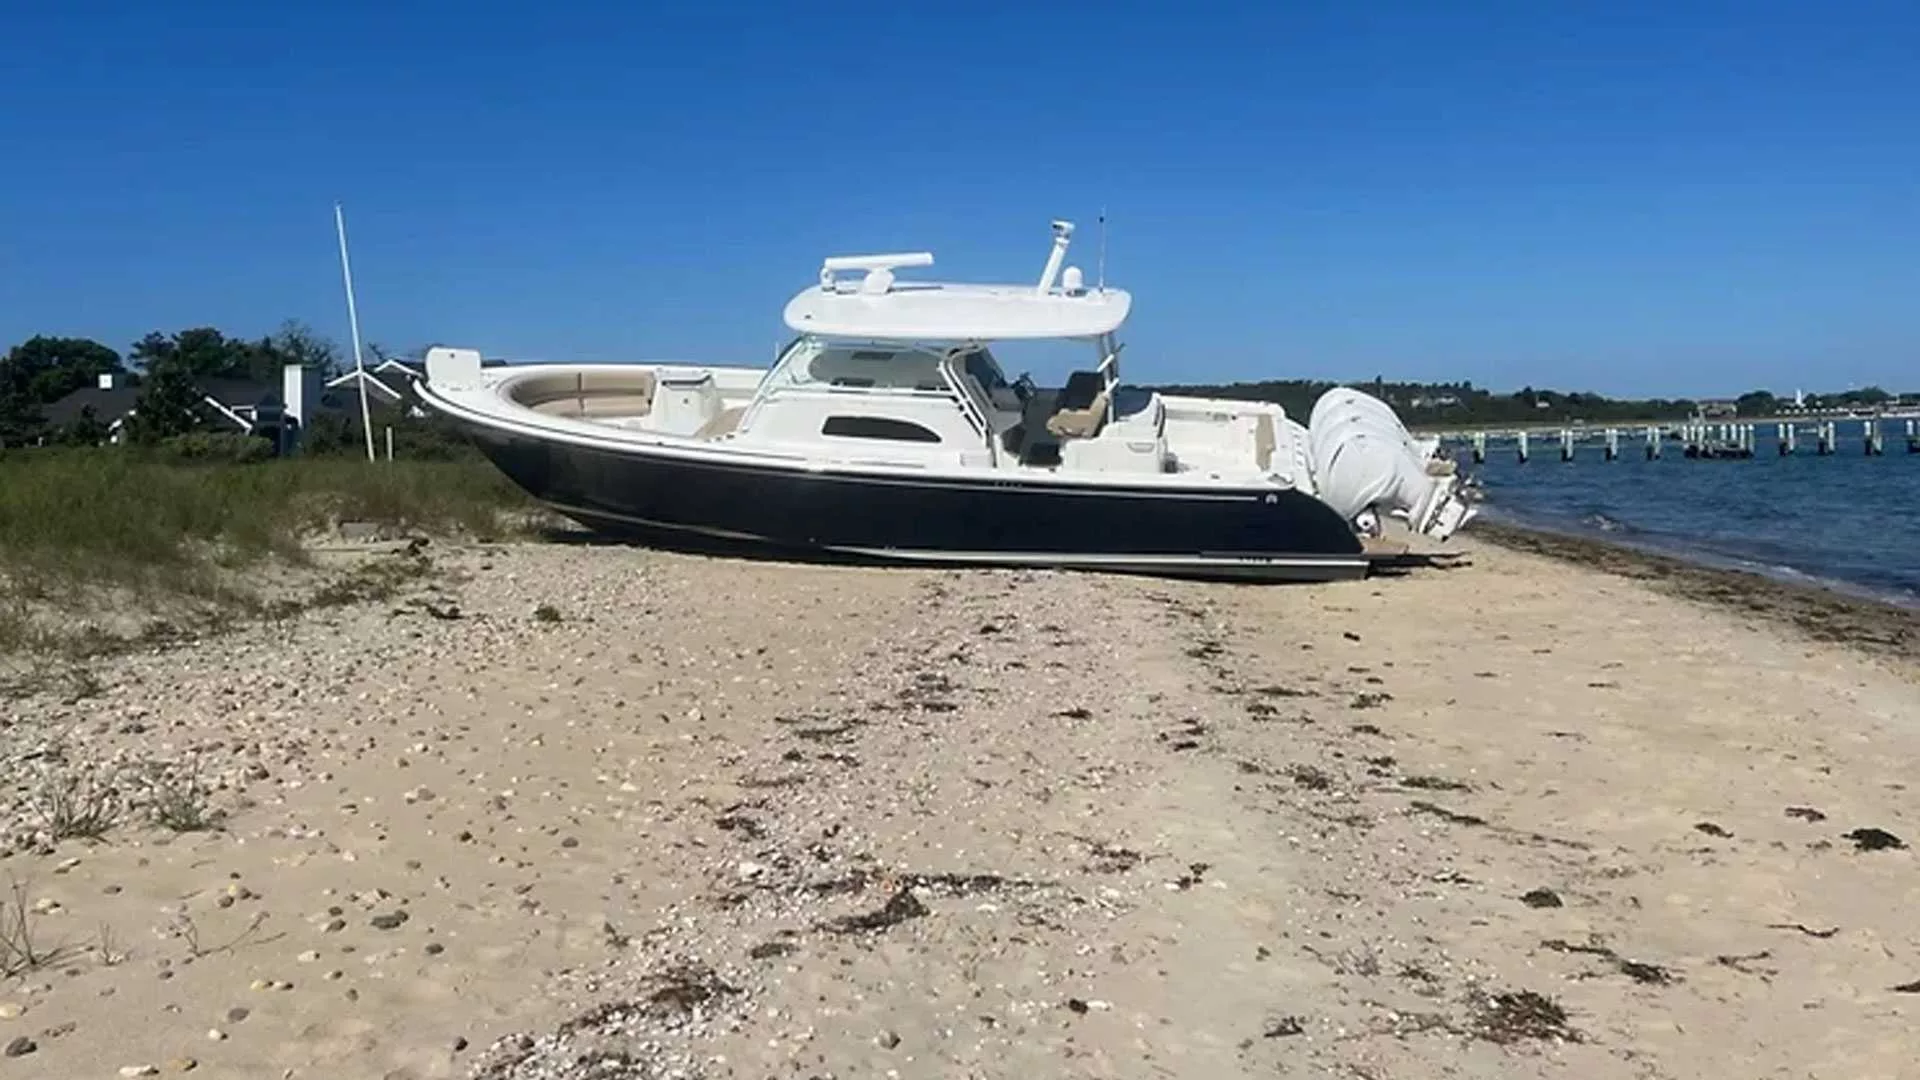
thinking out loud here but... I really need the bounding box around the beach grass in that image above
[0,447,533,658]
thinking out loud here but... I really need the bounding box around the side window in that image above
[821,416,942,443]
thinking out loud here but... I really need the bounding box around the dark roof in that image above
[40,376,281,430]
[197,378,280,407]
[39,386,142,428]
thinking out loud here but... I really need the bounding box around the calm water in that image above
[1457,429,1920,609]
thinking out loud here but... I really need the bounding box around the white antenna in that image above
[333,201,376,464]
[1097,206,1108,293]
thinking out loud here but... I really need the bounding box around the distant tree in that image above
[123,359,208,443]
[266,319,342,378]
[2,336,125,403]
[130,327,253,379]
[0,371,40,447]
[131,322,342,385]
[1735,390,1779,416]
[52,404,110,446]
[1142,376,1709,427]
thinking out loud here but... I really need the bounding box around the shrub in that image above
[155,431,276,464]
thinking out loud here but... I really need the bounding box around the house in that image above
[37,363,407,450]
[37,374,143,436]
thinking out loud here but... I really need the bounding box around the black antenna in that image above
[1097,206,1108,293]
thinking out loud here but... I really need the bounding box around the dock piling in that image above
[1560,429,1574,463]
[1517,430,1529,464]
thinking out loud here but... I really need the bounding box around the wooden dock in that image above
[1444,418,1920,463]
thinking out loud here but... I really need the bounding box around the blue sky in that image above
[2,0,1916,397]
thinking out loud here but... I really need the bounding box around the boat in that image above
[410,219,1474,582]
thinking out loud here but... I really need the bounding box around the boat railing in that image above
[1096,338,1126,423]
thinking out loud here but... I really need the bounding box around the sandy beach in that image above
[2,524,1917,1079]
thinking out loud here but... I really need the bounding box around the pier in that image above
[1449,417,1920,464]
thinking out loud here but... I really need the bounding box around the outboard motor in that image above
[1306,388,1475,541]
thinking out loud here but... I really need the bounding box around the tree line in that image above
[0,321,480,460]
[1144,377,1913,427]
[0,321,346,447]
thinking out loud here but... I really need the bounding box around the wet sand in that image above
[1468,520,1920,673]
[0,526,1915,1079]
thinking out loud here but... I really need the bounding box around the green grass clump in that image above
[0,448,527,584]
[0,448,533,657]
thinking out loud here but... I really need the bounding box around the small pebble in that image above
[119,1067,160,1078]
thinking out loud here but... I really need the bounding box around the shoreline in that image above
[1461,517,1920,671]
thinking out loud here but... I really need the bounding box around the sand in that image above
[0,525,1916,1079]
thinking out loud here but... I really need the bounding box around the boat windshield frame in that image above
[750,329,1127,454]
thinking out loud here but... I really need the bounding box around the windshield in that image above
[959,346,1010,394]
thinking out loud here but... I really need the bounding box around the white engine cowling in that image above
[1307,387,1474,541]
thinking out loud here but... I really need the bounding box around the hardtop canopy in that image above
[783,281,1131,341]
[782,238,1130,342]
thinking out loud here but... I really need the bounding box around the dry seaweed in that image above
[1409,801,1487,827]
[1401,775,1471,792]
[1466,990,1581,1044]
[1288,764,1333,791]
[1172,862,1210,890]
[1263,1015,1305,1038]
[555,964,741,1035]
[1841,827,1905,851]
[1765,922,1839,938]
[820,887,929,933]
[1542,938,1676,985]
[1253,684,1315,698]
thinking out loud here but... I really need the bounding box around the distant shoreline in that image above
[1409,410,1920,438]
[1462,518,1920,670]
